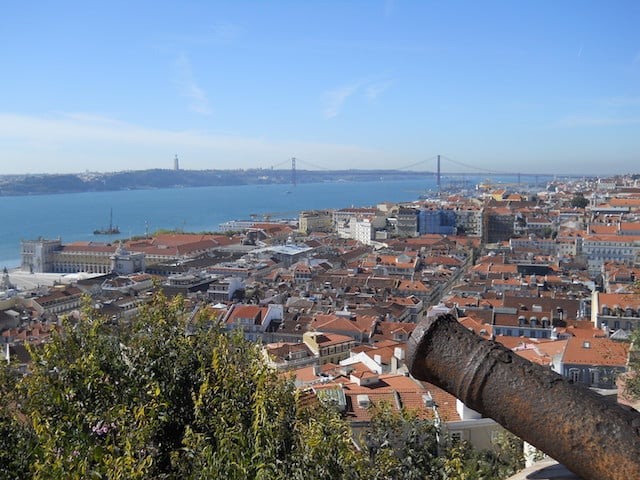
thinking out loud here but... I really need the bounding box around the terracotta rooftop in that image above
[225,304,267,325]
[314,374,461,424]
[561,336,629,366]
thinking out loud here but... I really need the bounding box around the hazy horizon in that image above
[0,166,614,178]
[1,1,639,176]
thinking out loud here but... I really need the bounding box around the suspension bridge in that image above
[267,155,579,193]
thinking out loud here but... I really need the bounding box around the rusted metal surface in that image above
[407,313,640,480]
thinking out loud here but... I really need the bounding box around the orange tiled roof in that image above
[225,304,267,325]
[562,336,629,366]
[315,374,461,423]
[314,332,355,347]
[458,316,492,340]
[598,293,640,312]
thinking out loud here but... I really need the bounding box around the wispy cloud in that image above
[577,42,583,58]
[175,53,212,115]
[365,80,393,100]
[554,115,640,128]
[322,83,363,118]
[634,51,640,64]
[322,78,392,118]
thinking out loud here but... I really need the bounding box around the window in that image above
[590,370,599,386]
[450,431,463,443]
[569,369,580,383]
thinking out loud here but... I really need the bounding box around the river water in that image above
[0,178,451,268]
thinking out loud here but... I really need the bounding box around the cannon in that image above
[407,313,640,480]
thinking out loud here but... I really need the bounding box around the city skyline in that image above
[1,1,639,175]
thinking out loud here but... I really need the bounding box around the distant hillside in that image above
[0,168,433,196]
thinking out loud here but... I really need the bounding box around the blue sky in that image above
[1,1,639,175]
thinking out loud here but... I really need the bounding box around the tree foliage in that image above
[359,402,439,480]
[625,280,640,400]
[0,291,523,479]
[570,193,589,209]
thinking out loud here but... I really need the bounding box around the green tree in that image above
[359,402,440,480]
[289,402,362,480]
[440,431,524,480]
[625,329,640,400]
[1,292,356,479]
[570,193,589,209]
[0,360,37,480]
[624,280,640,400]
[0,290,526,479]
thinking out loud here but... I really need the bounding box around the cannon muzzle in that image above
[407,313,640,480]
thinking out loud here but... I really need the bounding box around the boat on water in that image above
[93,208,120,235]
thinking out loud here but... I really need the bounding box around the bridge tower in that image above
[291,157,297,187]
[437,154,441,194]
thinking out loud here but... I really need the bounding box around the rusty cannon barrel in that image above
[407,313,640,480]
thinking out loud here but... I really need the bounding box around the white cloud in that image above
[0,112,396,173]
[322,83,363,118]
[175,53,212,115]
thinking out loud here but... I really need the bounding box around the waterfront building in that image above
[49,242,116,274]
[219,219,258,231]
[19,233,237,275]
[20,238,62,273]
